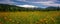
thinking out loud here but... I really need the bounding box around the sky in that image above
[0,0,60,8]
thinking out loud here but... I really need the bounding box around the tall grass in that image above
[0,11,60,24]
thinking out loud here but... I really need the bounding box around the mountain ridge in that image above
[0,4,60,11]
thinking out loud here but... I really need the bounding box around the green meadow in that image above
[0,11,60,24]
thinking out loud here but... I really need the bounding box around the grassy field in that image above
[0,11,60,24]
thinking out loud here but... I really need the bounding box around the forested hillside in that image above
[0,4,60,12]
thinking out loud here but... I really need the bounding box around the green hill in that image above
[0,4,60,12]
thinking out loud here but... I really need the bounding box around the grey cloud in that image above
[0,0,16,5]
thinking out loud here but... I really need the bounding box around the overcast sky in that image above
[0,0,60,8]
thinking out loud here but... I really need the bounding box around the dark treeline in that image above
[0,4,60,12]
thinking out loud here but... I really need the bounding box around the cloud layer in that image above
[17,5,38,8]
[16,0,60,7]
[0,0,60,8]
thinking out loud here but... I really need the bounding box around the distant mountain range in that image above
[0,4,60,11]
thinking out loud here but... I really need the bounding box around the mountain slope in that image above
[0,4,60,12]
